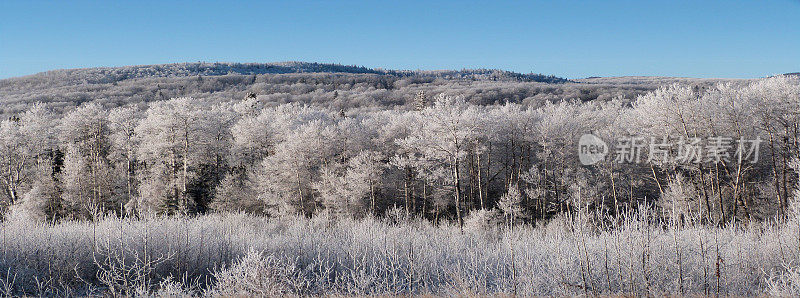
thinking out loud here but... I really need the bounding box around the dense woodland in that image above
[0,62,718,117]
[0,64,799,296]
[0,65,797,227]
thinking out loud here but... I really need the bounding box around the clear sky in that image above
[1,0,799,79]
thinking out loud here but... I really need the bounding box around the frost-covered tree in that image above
[108,106,143,215]
[213,106,277,213]
[253,119,335,215]
[135,97,207,215]
[746,76,800,216]
[314,150,385,216]
[59,103,115,219]
[498,184,526,222]
[380,111,421,215]
[314,163,351,215]
[0,119,27,207]
[2,103,59,220]
[230,108,276,167]
[346,150,386,214]
[530,101,607,212]
[0,74,797,226]
[397,94,481,228]
[193,103,236,212]
[9,168,59,222]
[211,168,262,213]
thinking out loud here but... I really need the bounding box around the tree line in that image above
[0,76,797,225]
[1,63,678,118]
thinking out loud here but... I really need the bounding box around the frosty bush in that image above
[0,212,797,296]
[208,249,305,297]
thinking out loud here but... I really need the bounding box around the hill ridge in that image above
[1,61,570,86]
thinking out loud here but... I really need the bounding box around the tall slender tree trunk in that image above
[7,182,16,205]
[422,183,427,218]
[370,179,376,215]
[768,130,785,216]
[651,165,664,195]
[485,143,491,209]
[697,164,713,223]
[609,161,618,216]
[126,150,133,211]
[781,133,790,212]
[403,168,411,216]
[453,156,463,231]
[715,163,726,224]
[295,165,304,215]
[468,153,475,207]
[183,132,189,214]
[477,151,484,209]
[170,148,178,213]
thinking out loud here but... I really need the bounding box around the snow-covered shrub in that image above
[463,208,503,234]
[208,249,304,297]
[0,211,797,296]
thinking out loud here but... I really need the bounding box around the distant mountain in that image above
[1,62,569,88]
[574,76,748,85]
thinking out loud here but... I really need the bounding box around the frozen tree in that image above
[397,94,481,229]
[213,106,277,213]
[253,119,336,215]
[230,108,277,167]
[498,184,526,222]
[521,167,548,219]
[791,158,800,216]
[0,73,796,227]
[59,103,115,219]
[135,97,207,215]
[314,163,351,215]
[628,84,708,138]
[333,117,372,161]
[413,90,427,111]
[18,103,58,160]
[1,103,58,219]
[299,116,372,215]
[377,111,421,214]
[9,168,59,222]
[659,173,700,223]
[314,150,385,216]
[211,168,262,213]
[108,105,143,215]
[745,76,800,216]
[345,150,386,214]
[194,103,236,212]
[485,102,540,208]
[624,80,798,223]
[530,101,601,212]
[0,119,27,208]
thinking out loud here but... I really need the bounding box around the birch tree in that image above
[135,97,206,215]
[59,103,115,219]
[397,94,480,229]
[108,105,143,215]
[0,119,27,208]
[4,103,58,220]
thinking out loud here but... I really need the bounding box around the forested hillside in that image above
[0,64,798,296]
[0,70,798,296]
[0,62,733,118]
[0,68,796,226]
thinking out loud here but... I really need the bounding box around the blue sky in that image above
[1,0,799,79]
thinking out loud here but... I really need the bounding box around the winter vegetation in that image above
[4,210,800,296]
[0,64,798,296]
[1,62,732,116]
